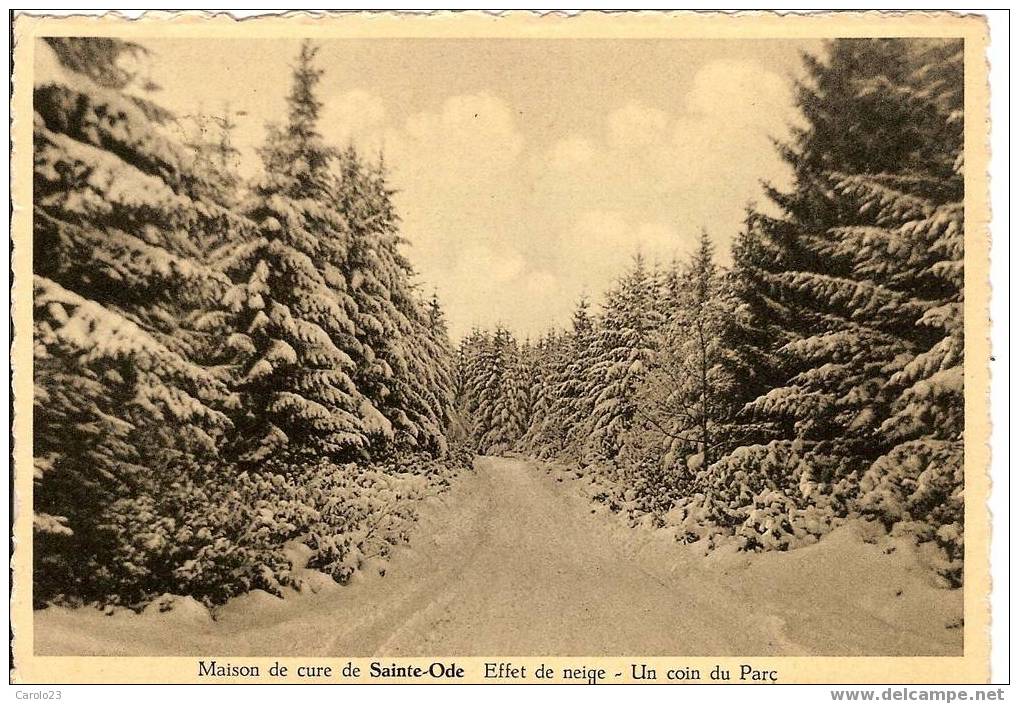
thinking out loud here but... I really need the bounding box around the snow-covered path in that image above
[34,456,961,656]
[343,456,790,656]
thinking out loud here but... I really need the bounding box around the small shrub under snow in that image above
[47,450,472,610]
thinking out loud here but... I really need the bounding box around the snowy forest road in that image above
[35,456,960,657]
[35,457,794,656]
[323,456,793,656]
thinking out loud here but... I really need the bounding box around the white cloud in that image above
[335,92,532,339]
[316,64,795,339]
[606,102,670,150]
[322,89,388,147]
[397,92,524,175]
[634,222,686,256]
[684,60,793,124]
[534,58,796,287]
[548,135,595,171]
[454,242,526,284]
[558,211,688,295]
[431,241,544,337]
[237,64,791,340]
[95,39,809,341]
[522,270,562,302]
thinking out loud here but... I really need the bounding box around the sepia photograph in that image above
[9,10,998,686]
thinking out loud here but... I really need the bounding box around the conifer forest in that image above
[30,35,966,653]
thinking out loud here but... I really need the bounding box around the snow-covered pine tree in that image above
[218,41,372,465]
[476,328,520,452]
[723,205,786,446]
[410,289,457,455]
[554,295,599,458]
[518,331,564,453]
[658,257,685,315]
[511,339,540,440]
[631,230,747,485]
[173,104,244,214]
[330,149,453,457]
[482,337,537,451]
[453,301,598,461]
[729,39,964,574]
[452,328,491,449]
[33,37,242,603]
[745,38,962,462]
[582,255,662,461]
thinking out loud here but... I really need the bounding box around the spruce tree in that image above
[582,255,662,461]
[519,332,563,453]
[410,289,457,455]
[32,37,240,603]
[174,105,244,214]
[730,38,964,573]
[453,328,502,452]
[330,150,454,456]
[218,41,370,465]
[556,295,598,458]
[459,334,482,445]
[483,338,535,450]
[633,230,746,481]
[743,38,963,465]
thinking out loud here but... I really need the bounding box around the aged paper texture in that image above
[10,10,991,684]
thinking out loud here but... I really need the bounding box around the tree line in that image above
[454,39,965,585]
[33,39,465,607]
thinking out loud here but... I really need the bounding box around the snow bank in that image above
[33,457,960,657]
[531,457,962,656]
[697,522,963,655]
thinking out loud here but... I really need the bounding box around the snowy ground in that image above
[33,457,962,656]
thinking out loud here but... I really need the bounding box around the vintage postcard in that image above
[10,10,993,686]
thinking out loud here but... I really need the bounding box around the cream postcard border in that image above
[9,10,992,685]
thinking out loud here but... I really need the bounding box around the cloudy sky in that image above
[40,37,821,339]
